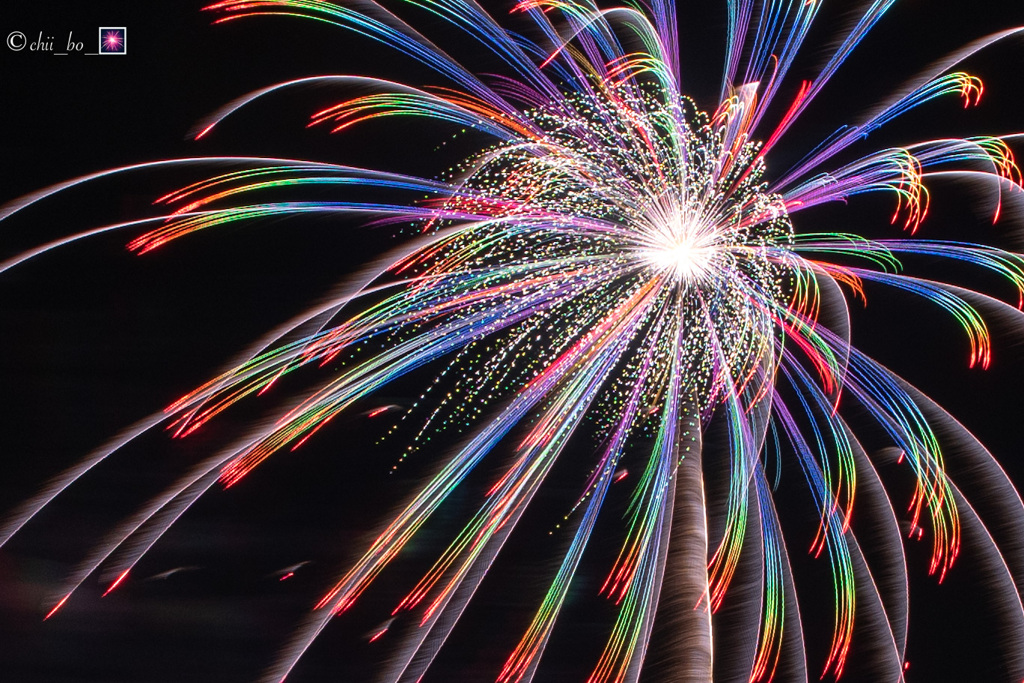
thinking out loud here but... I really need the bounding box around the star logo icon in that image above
[98,27,126,55]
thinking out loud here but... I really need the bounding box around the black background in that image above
[2,1,1024,681]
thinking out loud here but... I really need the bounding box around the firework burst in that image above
[3,1,1024,681]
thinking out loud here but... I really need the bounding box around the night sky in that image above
[2,1,1024,681]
